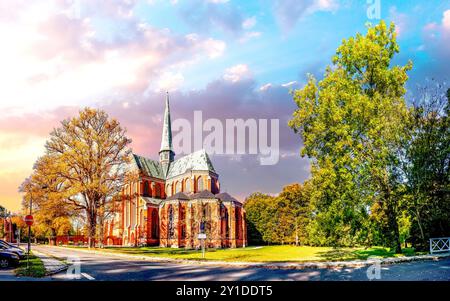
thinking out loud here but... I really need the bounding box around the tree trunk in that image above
[98,215,104,249]
[50,228,57,246]
[87,209,97,249]
[415,208,426,245]
[382,172,402,254]
[387,200,402,254]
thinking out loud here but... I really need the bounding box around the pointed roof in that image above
[166,149,216,179]
[216,192,239,203]
[191,190,216,199]
[160,91,173,153]
[132,154,165,179]
[167,192,190,201]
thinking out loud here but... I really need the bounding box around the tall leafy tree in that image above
[244,184,312,245]
[289,21,412,252]
[406,84,450,248]
[21,108,135,248]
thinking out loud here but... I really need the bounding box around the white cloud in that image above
[154,71,185,92]
[0,2,228,115]
[274,0,339,31]
[259,83,272,91]
[203,38,226,58]
[223,64,251,82]
[443,9,450,30]
[316,0,337,10]
[239,31,262,43]
[206,0,229,3]
[242,16,256,29]
[281,81,297,88]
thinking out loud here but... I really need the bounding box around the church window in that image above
[143,181,149,196]
[176,181,182,193]
[151,210,158,238]
[168,205,175,239]
[155,184,161,197]
[201,203,211,234]
[180,205,186,239]
[220,203,229,239]
[235,207,241,239]
[197,176,204,191]
[185,178,191,193]
[166,184,172,197]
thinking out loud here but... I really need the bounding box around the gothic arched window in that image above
[176,181,182,193]
[180,205,186,239]
[197,176,204,191]
[168,205,174,239]
[155,183,161,197]
[220,203,229,238]
[151,210,158,238]
[166,184,172,197]
[143,181,149,196]
[185,178,191,193]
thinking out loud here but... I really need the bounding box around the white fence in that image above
[429,237,450,254]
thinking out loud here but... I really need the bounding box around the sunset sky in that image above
[1,0,450,212]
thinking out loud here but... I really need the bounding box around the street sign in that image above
[24,215,34,226]
[198,233,207,239]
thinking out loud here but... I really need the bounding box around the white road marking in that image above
[81,272,95,280]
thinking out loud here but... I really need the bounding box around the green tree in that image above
[244,192,274,245]
[289,21,412,252]
[406,83,450,249]
[244,184,312,245]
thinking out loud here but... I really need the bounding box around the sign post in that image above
[198,233,207,259]
[24,214,34,271]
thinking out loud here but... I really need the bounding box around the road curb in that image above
[32,249,69,276]
[48,246,450,270]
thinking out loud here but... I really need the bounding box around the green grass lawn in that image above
[15,253,46,277]
[78,245,423,263]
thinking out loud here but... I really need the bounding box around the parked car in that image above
[0,240,24,251]
[0,251,20,268]
[0,244,26,259]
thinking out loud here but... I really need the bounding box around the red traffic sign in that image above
[24,215,34,226]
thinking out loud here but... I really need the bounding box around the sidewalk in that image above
[54,245,450,270]
[32,250,68,275]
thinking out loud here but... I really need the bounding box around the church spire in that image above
[159,92,175,176]
[160,91,173,152]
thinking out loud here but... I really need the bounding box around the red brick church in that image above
[104,93,247,248]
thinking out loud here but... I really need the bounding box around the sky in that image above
[1,0,450,212]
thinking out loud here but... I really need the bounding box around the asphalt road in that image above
[20,245,448,281]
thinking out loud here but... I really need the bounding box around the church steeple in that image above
[159,92,175,176]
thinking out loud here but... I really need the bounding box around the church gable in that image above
[133,154,165,179]
[166,149,216,179]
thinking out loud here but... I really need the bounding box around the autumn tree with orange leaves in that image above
[21,108,135,248]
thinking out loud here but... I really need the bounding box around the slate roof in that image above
[141,196,164,206]
[166,149,216,179]
[133,154,165,179]
[215,192,239,203]
[166,192,190,201]
[163,191,242,204]
[132,149,216,180]
[191,190,216,199]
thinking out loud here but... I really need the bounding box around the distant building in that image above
[105,93,247,248]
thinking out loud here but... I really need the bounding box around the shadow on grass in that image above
[104,247,212,256]
[15,253,46,277]
[317,247,417,261]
